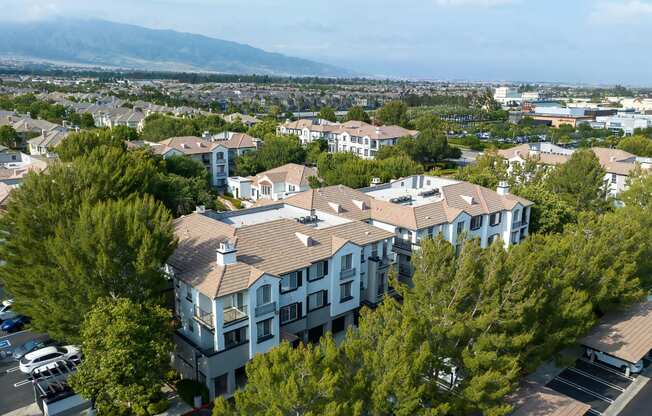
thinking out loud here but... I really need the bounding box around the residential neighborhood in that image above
[1,2,652,416]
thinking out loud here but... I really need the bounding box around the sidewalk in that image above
[4,403,41,416]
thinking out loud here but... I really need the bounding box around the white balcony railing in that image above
[193,306,215,329]
[223,306,248,326]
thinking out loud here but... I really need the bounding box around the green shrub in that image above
[147,399,170,415]
[132,403,149,416]
[176,379,209,407]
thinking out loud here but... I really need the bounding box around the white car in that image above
[0,299,17,321]
[19,346,81,374]
[586,347,644,376]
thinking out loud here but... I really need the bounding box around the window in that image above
[522,208,528,224]
[288,184,296,192]
[457,221,465,234]
[185,285,192,301]
[224,326,248,349]
[511,231,519,244]
[332,316,346,334]
[489,212,502,226]
[371,243,378,259]
[470,215,483,231]
[235,366,247,389]
[377,273,385,296]
[214,373,228,396]
[280,271,301,293]
[280,303,301,324]
[256,284,271,305]
[340,281,353,302]
[611,173,617,183]
[216,152,224,160]
[308,261,328,281]
[261,185,271,196]
[341,254,353,271]
[488,233,501,245]
[257,318,273,342]
[308,290,328,311]
[187,319,194,333]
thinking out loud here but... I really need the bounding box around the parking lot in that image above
[0,330,50,415]
[546,357,640,415]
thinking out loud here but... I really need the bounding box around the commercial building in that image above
[167,176,532,399]
[594,113,652,136]
[277,119,418,159]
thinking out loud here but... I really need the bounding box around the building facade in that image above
[167,176,532,399]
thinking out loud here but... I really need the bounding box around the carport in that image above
[580,301,652,372]
[510,381,591,416]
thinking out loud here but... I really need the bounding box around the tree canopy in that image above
[317,106,337,122]
[235,135,306,176]
[375,100,409,127]
[345,106,371,123]
[70,298,173,414]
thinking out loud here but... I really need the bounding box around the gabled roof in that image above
[253,163,317,188]
[28,129,70,149]
[509,381,591,416]
[222,133,257,149]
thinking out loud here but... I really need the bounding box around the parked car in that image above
[0,315,29,332]
[19,345,81,374]
[0,299,17,321]
[586,347,644,376]
[12,338,54,360]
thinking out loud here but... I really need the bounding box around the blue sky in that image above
[2,0,652,85]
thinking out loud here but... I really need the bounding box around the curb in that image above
[602,368,651,416]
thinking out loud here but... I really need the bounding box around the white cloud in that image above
[589,0,652,24]
[434,0,514,7]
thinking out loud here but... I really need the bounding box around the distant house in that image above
[223,113,260,128]
[227,163,317,201]
[498,143,652,197]
[277,119,418,159]
[94,108,146,131]
[0,153,50,187]
[28,129,70,156]
[138,136,229,188]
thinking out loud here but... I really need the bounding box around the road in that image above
[618,378,652,416]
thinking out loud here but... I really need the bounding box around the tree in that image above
[0,150,176,341]
[546,149,610,213]
[305,139,328,166]
[345,106,371,123]
[111,125,139,142]
[376,100,409,127]
[79,112,96,129]
[0,125,18,148]
[70,298,173,413]
[318,106,337,122]
[454,150,509,189]
[515,183,575,234]
[164,155,209,181]
[56,130,126,162]
[237,135,306,175]
[247,119,278,139]
[620,168,652,209]
[617,135,652,157]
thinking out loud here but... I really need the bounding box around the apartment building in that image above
[209,132,259,175]
[498,143,652,197]
[141,136,229,188]
[594,113,652,136]
[277,119,418,159]
[169,204,395,398]
[227,163,317,201]
[168,176,531,399]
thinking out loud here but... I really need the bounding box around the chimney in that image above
[217,240,237,266]
[195,205,206,214]
[497,181,509,196]
[370,177,381,187]
[295,232,315,247]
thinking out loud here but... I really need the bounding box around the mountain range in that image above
[0,19,351,77]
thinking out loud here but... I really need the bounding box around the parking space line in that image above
[6,366,20,373]
[579,358,636,381]
[13,379,31,388]
[555,376,614,404]
[568,367,626,392]
[587,409,602,416]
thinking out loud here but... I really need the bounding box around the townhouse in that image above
[277,119,418,159]
[209,131,260,175]
[28,129,70,156]
[167,175,532,399]
[139,136,230,188]
[498,143,651,197]
[227,163,317,201]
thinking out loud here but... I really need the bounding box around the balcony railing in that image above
[216,158,227,164]
[393,238,413,252]
[512,221,522,228]
[340,268,356,280]
[255,301,276,317]
[193,306,215,329]
[223,306,248,326]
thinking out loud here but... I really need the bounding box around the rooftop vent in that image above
[461,195,476,205]
[328,202,343,214]
[352,199,368,210]
[389,195,412,204]
[195,205,206,214]
[418,189,440,198]
[296,215,319,224]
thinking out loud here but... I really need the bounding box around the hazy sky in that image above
[1,0,652,85]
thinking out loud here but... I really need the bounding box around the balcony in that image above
[393,238,413,252]
[193,306,215,330]
[369,256,392,269]
[255,301,276,317]
[340,268,356,281]
[215,157,227,165]
[223,306,248,326]
[512,221,523,228]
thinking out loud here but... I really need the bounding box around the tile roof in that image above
[580,301,652,364]
[221,133,257,149]
[156,136,218,155]
[280,119,418,140]
[253,163,317,188]
[169,212,392,299]
[28,129,70,149]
